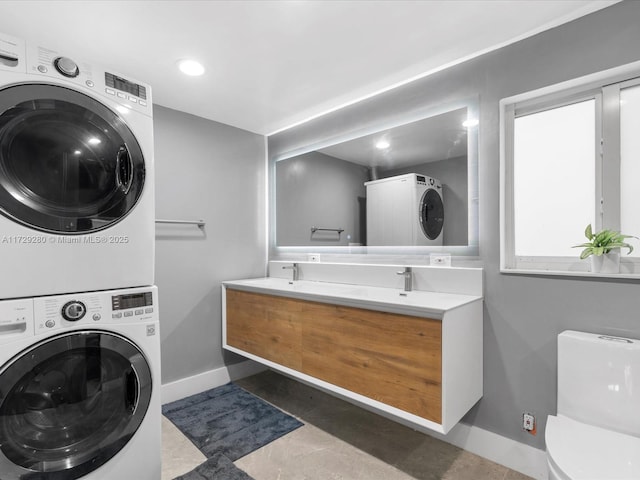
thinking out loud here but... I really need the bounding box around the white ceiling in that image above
[318,108,468,169]
[0,0,618,135]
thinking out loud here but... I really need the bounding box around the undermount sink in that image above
[222,276,481,318]
[236,277,360,295]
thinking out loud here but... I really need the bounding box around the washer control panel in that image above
[0,298,34,344]
[32,287,157,334]
[0,32,24,74]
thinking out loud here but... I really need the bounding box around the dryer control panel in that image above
[0,30,153,116]
[25,44,152,115]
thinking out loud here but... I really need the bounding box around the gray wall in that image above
[268,1,640,450]
[153,105,266,385]
[276,151,368,246]
[381,156,468,246]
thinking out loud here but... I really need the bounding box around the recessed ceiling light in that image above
[177,59,205,76]
[462,119,479,128]
[375,139,390,149]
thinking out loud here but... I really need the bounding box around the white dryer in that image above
[0,286,160,480]
[365,173,444,246]
[0,33,154,299]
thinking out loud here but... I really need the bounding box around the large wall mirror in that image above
[269,97,479,257]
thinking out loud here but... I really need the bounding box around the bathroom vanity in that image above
[222,265,483,434]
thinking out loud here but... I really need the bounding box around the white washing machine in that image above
[365,173,444,246]
[0,32,154,299]
[0,285,160,480]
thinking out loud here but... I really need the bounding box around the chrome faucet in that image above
[396,266,412,292]
[282,263,299,281]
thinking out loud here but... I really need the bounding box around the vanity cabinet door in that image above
[226,290,303,370]
[301,303,442,423]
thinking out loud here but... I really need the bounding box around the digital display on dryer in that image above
[105,72,147,99]
[112,292,153,310]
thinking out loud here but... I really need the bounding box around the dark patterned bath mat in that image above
[163,382,303,479]
[171,452,253,480]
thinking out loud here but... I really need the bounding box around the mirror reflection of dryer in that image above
[365,173,444,246]
[419,176,444,242]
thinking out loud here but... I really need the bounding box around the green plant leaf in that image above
[574,224,637,258]
[606,242,634,254]
[584,224,593,240]
[579,247,593,259]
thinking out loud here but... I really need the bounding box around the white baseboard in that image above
[161,363,546,479]
[428,422,547,479]
[161,360,267,405]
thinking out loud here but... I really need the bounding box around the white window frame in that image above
[500,60,640,278]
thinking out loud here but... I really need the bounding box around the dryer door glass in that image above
[0,331,152,479]
[420,188,444,240]
[0,84,145,233]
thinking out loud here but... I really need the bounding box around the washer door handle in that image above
[115,144,133,194]
[125,369,139,414]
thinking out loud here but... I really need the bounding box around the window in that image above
[620,83,640,258]
[501,62,640,276]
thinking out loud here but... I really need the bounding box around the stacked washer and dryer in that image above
[0,33,160,479]
[365,173,444,246]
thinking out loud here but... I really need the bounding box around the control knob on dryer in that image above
[62,301,87,322]
[53,56,80,78]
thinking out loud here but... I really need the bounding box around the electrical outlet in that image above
[523,412,535,432]
[308,254,321,263]
[430,253,451,266]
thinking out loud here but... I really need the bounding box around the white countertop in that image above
[222,277,482,318]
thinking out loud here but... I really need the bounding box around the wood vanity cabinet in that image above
[225,288,443,424]
[225,289,303,371]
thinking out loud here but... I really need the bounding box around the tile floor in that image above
[162,370,533,480]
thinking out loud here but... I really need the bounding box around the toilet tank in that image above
[558,330,640,437]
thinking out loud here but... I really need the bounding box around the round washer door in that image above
[419,188,444,240]
[0,330,152,480]
[0,84,145,234]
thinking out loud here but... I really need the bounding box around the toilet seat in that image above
[546,414,640,479]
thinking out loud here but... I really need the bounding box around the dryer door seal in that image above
[419,188,444,240]
[0,330,152,480]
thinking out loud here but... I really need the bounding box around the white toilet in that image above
[546,330,640,479]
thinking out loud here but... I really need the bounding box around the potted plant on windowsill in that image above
[573,224,636,274]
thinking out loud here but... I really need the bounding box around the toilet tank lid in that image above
[546,415,640,479]
[557,330,640,436]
